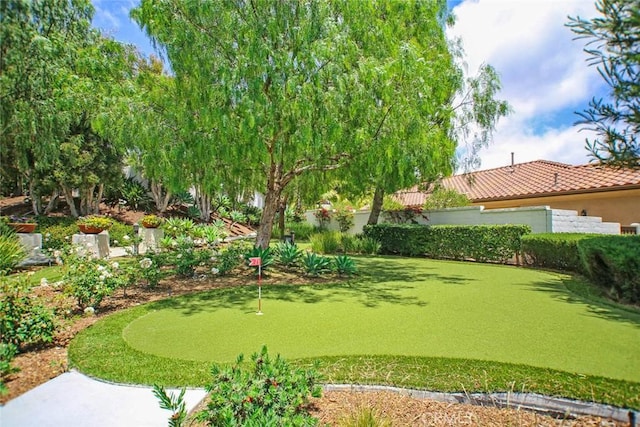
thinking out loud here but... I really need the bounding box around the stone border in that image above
[323,384,638,424]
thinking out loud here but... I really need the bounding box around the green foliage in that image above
[363,224,530,263]
[334,207,355,233]
[521,233,595,272]
[577,235,640,304]
[216,241,253,275]
[0,343,18,395]
[120,178,153,211]
[77,215,113,230]
[196,346,321,426]
[310,231,341,255]
[41,223,78,250]
[0,220,16,238]
[163,217,195,239]
[153,384,187,427]
[423,187,471,209]
[275,222,315,242]
[356,237,382,255]
[141,214,164,228]
[275,242,303,268]
[244,246,274,273]
[137,255,164,288]
[302,252,332,276]
[167,236,211,278]
[567,0,640,168]
[0,274,56,350]
[0,235,26,274]
[109,220,134,247]
[334,255,357,276]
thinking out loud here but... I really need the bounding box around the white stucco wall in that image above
[305,205,621,235]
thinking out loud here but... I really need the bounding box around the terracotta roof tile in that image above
[394,160,640,206]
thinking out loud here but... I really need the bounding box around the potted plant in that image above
[5,215,37,233]
[77,215,113,234]
[141,214,164,229]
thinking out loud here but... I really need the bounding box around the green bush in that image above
[310,231,341,254]
[216,240,253,275]
[1,343,18,395]
[62,252,119,309]
[109,220,135,247]
[272,222,316,242]
[356,236,381,255]
[196,346,321,426]
[363,224,530,263]
[0,221,16,238]
[577,235,640,304]
[0,274,56,350]
[521,233,596,272]
[0,235,26,274]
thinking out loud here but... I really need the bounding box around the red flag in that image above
[249,257,262,267]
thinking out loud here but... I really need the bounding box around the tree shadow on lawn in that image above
[150,257,475,316]
[527,278,640,328]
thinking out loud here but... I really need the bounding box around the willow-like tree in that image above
[568,0,639,168]
[133,0,506,246]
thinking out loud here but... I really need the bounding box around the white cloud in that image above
[448,0,607,170]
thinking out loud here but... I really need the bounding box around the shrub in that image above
[62,252,120,309]
[314,207,331,230]
[363,224,530,263]
[108,220,134,247]
[275,242,302,268]
[216,240,253,275]
[1,343,18,396]
[521,233,595,272]
[137,255,164,288]
[357,236,381,255]
[334,255,357,276]
[244,246,274,273]
[577,235,640,304]
[77,215,113,230]
[164,217,196,239]
[310,231,341,254]
[196,346,321,426]
[0,274,56,350]
[0,235,26,274]
[334,206,355,232]
[0,220,16,238]
[303,252,332,276]
[339,407,392,427]
[119,177,153,211]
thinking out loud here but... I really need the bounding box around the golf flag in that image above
[249,257,262,267]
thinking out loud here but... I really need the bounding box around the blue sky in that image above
[92,0,606,171]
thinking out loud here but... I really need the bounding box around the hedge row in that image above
[519,233,640,304]
[362,224,531,263]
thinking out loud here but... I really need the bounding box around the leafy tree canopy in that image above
[568,0,640,168]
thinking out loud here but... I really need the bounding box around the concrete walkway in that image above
[0,371,207,427]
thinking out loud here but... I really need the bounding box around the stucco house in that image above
[394,160,640,228]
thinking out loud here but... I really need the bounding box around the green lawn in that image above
[69,256,640,408]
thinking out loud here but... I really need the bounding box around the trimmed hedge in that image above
[521,233,595,273]
[363,224,531,263]
[577,235,640,304]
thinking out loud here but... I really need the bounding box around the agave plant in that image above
[334,255,357,276]
[302,252,332,276]
[275,242,302,268]
[244,246,274,272]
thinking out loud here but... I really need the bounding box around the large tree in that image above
[133,0,507,246]
[1,0,135,215]
[568,0,640,168]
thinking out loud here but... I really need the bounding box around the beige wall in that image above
[476,189,640,226]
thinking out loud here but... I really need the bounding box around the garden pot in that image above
[78,224,105,234]
[9,223,37,233]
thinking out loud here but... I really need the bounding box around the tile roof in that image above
[394,160,640,207]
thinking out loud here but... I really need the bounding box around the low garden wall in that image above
[305,205,621,235]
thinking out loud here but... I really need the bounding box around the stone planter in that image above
[9,223,37,233]
[78,224,106,234]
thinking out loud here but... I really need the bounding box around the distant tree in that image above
[568,0,640,168]
[423,186,470,210]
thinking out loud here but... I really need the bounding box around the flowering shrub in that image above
[62,251,121,309]
[196,346,322,426]
[382,206,426,224]
[313,207,331,230]
[334,206,355,232]
[138,255,164,288]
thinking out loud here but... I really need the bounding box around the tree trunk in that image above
[256,184,282,249]
[367,186,385,225]
[150,180,171,213]
[278,195,288,238]
[28,180,42,215]
[62,186,79,218]
[44,189,60,214]
[195,187,211,222]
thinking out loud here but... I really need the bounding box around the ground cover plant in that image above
[69,256,640,409]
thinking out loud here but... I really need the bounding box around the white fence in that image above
[305,205,621,235]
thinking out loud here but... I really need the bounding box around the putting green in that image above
[121,257,640,382]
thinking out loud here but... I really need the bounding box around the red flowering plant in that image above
[313,207,331,230]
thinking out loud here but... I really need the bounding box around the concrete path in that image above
[0,371,207,427]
